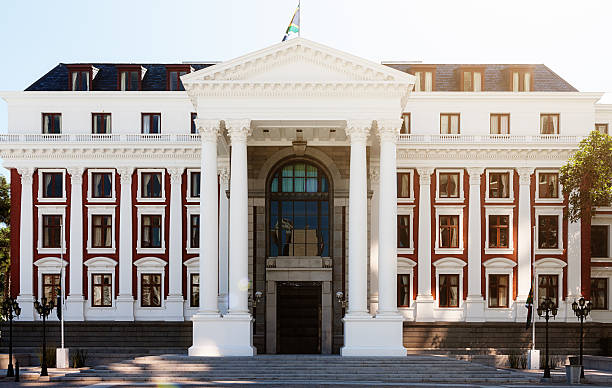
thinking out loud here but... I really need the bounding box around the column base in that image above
[115,295,135,321]
[414,295,434,322]
[340,313,406,356]
[464,296,485,322]
[165,295,185,321]
[189,313,256,356]
[64,296,85,321]
[16,295,35,321]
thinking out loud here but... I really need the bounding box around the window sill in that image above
[397,197,415,203]
[38,197,67,203]
[398,248,415,255]
[87,197,116,204]
[535,198,563,204]
[186,197,201,203]
[484,248,513,255]
[136,197,166,203]
[535,248,564,255]
[38,248,67,254]
[89,305,114,309]
[136,247,166,254]
[434,306,462,310]
[435,248,463,255]
[136,306,165,310]
[87,247,116,254]
[435,197,464,204]
[186,248,199,254]
[485,197,514,204]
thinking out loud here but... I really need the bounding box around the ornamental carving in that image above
[344,120,371,144]
[67,167,85,185]
[369,168,380,184]
[167,167,185,184]
[416,168,435,185]
[117,167,134,184]
[466,168,484,186]
[516,167,535,185]
[226,119,252,144]
[376,119,402,143]
[16,167,35,185]
[195,119,221,143]
[218,168,230,185]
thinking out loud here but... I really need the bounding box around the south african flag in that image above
[525,286,534,329]
[282,3,300,42]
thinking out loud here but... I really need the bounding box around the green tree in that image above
[560,130,612,298]
[0,175,10,300]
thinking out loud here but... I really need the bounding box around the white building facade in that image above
[2,38,612,356]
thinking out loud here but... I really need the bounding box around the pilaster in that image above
[465,167,485,322]
[65,167,85,321]
[415,167,435,322]
[17,167,35,320]
[516,167,534,320]
[166,167,185,321]
[116,167,135,321]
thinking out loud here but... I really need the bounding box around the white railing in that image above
[0,133,201,143]
[398,134,585,144]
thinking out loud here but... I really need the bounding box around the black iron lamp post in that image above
[572,297,592,378]
[1,297,21,377]
[537,297,558,378]
[34,297,54,377]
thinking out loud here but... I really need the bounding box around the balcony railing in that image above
[398,134,585,144]
[0,133,201,143]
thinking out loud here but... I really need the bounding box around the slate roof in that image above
[25,63,577,92]
[383,63,578,92]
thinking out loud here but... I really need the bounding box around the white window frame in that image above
[86,205,117,254]
[134,256,167,310]
[36,205,67,254]
[185,205,200,254]
[34,257,68,319]
[434,205,465,254]
[186,168,201,202]
[534,206,564,255]
[591,215,612,260]
[485,169,514,203]
[433,257,466,309]
[590,268,612,313]
[484,206,514,254]
[38,169,66,203]
[397,169,415,202]
[136,205,166,254]
[397,257,416,309]
[84,257,117,309]
[534,257,566,308]
[535,169,563,204]
[483,257,516,310]
[184,257,199,310]
[87,169,116,203]
[435,169,464,203]
[397,206,415,254]
[137,168,166,202]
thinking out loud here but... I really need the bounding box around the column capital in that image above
[168,167,185,184]
[369,168,380,184]
[345,120,372,143]
[196,119,222,143]
[226,119,252,144]
[17,167,35,185]
[67,167,85,185]
[516,167,535,185]
[466,167,484,186]
[117,167,134,184]
[416,167,435,185]
[376,119,402,143]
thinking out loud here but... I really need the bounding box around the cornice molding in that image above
[397,148,574,161]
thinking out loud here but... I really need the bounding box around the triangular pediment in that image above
[182,38,415,84]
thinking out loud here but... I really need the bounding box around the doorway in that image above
[277,282,321,354]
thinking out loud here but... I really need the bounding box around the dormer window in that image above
[409,66,436,92]
[67,65,97,91]
[117,66,144,91]
[167,66,192,91]
[508,66,534,92]
[460,67,484,91]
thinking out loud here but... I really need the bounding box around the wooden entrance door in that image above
[277,282,321,354]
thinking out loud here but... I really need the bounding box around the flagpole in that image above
[298,0,301,37]
[532,225,536,351]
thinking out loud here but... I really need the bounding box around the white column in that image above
[218,167,230,315]
[465,167,485,322]
[166,167,185,321]
[415,167,435,322]
[17,167,35,320]
[346,120,370,316]
[116,167,134,321]
[567,219,581,299]
[65,167,85,321]
[516,167,534,319]
[368,168,380,314]
[377,121,401,315]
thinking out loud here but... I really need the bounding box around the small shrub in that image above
[71,348,88,368]
[508,350,521,369]
[519,354,527,369]
[540,353,563,369]
[38,346,56,368]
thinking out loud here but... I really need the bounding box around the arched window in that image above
[269,161,330,257]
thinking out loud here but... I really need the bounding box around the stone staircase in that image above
[52,354,541,385]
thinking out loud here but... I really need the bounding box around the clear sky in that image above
[1,0,611,131]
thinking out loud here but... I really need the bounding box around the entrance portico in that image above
[181,38,414,357]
